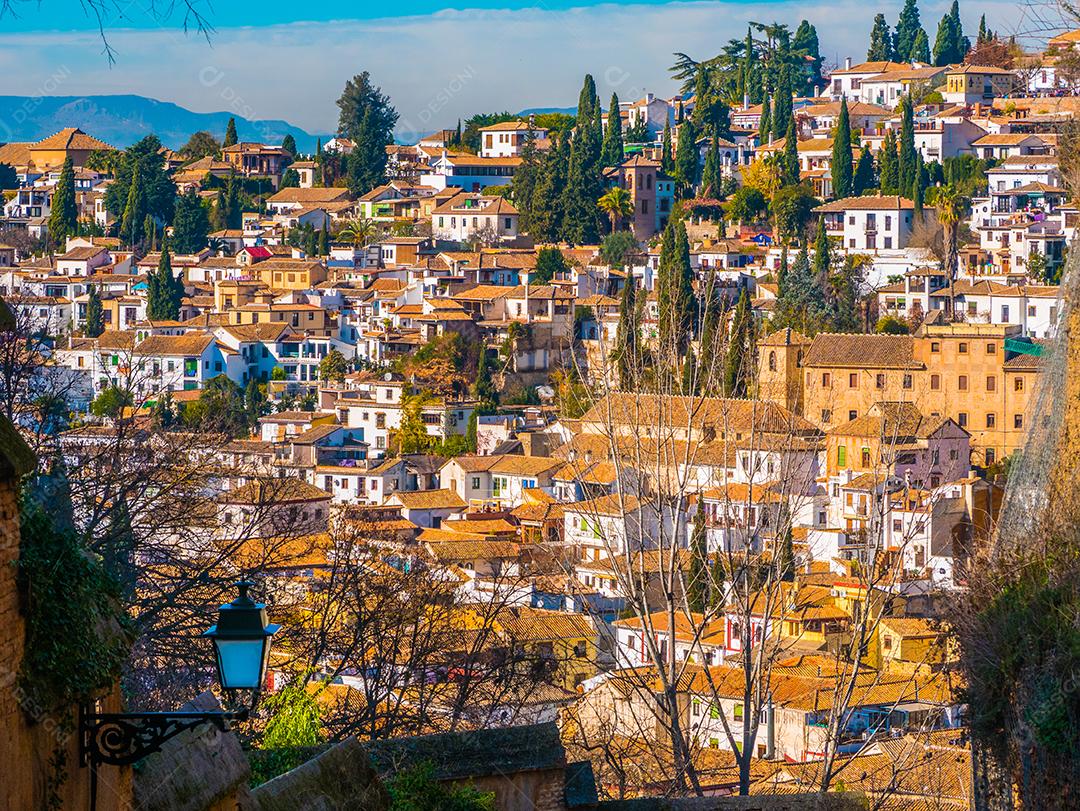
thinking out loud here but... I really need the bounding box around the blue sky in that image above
[0,1,1026,134]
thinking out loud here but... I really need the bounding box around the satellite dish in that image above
[536,385,556,401]
[384,372,394,382]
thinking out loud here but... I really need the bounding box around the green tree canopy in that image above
[47,156,78,248]
[171,187,211,254]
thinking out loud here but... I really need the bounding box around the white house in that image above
[814,195,916,252]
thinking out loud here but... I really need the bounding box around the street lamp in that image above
[203,580,280,692]
[80,581,279,783]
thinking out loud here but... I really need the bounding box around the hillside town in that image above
[0,4,1077,809]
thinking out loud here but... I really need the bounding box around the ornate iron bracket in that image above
[79,704,249,767]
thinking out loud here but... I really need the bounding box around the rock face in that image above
[246,737,390,811]
[133,691,253,811]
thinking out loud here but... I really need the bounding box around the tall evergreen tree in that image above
[758,96,772,144]
[564,81,604,244]
[656,219,694,360]
[868,13,894,60]
[614,276,639,390]
[912,151,925,217]
[661,120,674,174]
[224,176,242,229]
[782,118,800,187]
[85,283,104,338]
[853,145,875,195]
[601,92,624,167]
[512,129,541,231]
[771,70,793,142]
[211,187,227,232]
[147,245,184,321]
[281,133,297,156]
[701,137,722,198]
[911,28,931,64]
[48,156,78,248]
[879,129,899,194]
[224,117,238,147]
[950,1,969,58]
[830,254,863,332]
[171,187,211,254]
[674,120,699,194]
[831,98,853,199]
[774,244,828,335]
[898,97,917,195]
[121,164,146,247]
[813,216,831,283]
[531,132,569,242]
[977,15,989,46]
[894,0,923,61]
[336,72,398,196]
[793,20,823,95]
[724,288,753,397]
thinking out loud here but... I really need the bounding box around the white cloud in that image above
[0,0,1028,134]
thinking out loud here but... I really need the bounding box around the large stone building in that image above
[758,321,1044,465]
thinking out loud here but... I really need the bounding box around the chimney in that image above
[743,92,750,110]
[845,56,852,70]
[765,699,776,759]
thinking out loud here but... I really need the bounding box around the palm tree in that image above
[934,184,966,317]
[597,186,635,234]
[336,216,381,248]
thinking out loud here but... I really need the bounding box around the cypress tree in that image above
[661,120,674,174]
[531,132,568,242]
[771,70,792,142]
[85,283,104,338]
[868,13,894,61]
[898,98,916,195]
[879,130,899,194]
[894,0,923,61]
[48,156,78,248]
[831,98,853,199]
[740,26,756,102]
[224,117,238,147]
[171,187,210,254]
[674,120,699,194]
[121,164,145,247]
[853,145,875,194]
[563,75,603,244]
[657,219,694,360]
[724,288,753,397]
[211,188,227,232]
[977,15,989,46]
[225,176,242,229]
[758,96,772,144]
[950,1,969,58]
[775,244,827,335]
[318,224,329,256]
[601,92,624,167]
[933,16,955,66]
[912,151,925,217]
[911,28,931,64]
[813,216,831,282]
[614,276,638,390]
[793,20,823,95]
[147,245,183,321]
[701,137,722,198]
[144,214,156,251]
[782,118,800,187]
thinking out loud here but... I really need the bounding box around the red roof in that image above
[244,246,273,259]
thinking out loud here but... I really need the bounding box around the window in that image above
[768,351,777,371]
[931,374,941,390]
[931,341,941,353]
[986,342,997,355]
[986,413,996,428]
[822,373,831,387]
[902,374,913,389]
[958,412,968,427]
[958,375,968,391]
[692,699,701,717]
[861,447,872,467]
[837,446,847,468]
[821,409,832,423]
[1014,377,1024,392]
[876,373,885,389]
[959,342,968,354]
[849,373,858,388]
[733,704,744,721]
[986,448,996,465]
[986,376,996,392]
[849,410,857,421]
[471,477,481,489]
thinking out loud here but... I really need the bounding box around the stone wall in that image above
[0,417,132,810]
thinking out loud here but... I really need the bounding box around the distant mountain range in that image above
[0,95,581,154]
[0,95,324,151]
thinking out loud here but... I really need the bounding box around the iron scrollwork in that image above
[80,707,249,767]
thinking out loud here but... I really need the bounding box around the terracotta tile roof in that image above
[495,606,594,641]
[581,393,818,436]
[225,477,331,504]
[135,333,216,356]
[390,488,467,510]
[814,195,914,213]
[267,187,351,204]
[803,333,920,369]
[32,127,115,153]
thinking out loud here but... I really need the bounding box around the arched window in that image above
[768,351,777,372]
